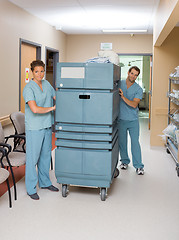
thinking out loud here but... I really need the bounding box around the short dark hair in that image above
[128,66,140,75]
[30,60,45,72]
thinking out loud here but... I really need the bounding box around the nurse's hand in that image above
[119,88,124,98]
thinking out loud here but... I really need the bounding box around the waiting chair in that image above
[0,147,12,208]
[10,112,25,152]
[0,122,26,200]
[10,111,53,170]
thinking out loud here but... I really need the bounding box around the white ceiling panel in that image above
[9,0,160,34]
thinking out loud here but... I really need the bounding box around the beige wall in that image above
[154,0,179,46]
[150,27,179,146]
[66,34,153,62]
[0,0,66,118]
[150,0,179,146]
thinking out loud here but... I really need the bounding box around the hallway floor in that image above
[0,115,179,240]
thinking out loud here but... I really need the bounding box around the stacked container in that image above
[55,62,120,201]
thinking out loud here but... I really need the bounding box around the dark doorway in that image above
[45,47,59,131]
[45,47,59,89]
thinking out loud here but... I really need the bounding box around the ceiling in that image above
[9,0,160,35]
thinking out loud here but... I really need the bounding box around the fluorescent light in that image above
[102,29,147,33]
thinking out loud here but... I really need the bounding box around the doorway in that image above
[19,39,41,113]
[45,47,59,131]
[118,54,152,129]
[45,47,59,89]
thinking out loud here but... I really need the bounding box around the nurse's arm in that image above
[27,100,55,114]
[121,96,140,108]
[119,88,140,108]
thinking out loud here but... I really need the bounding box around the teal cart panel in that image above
[55,123,117,134]
[56,89,119,125]
[56,62,120,90]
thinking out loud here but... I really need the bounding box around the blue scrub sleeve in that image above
[52,86,55,98]
[23,87,35,104]
[134,87,143,100]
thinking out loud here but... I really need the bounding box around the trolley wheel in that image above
[176,167,179,177]
[114,168,120,178]
[166,148,170,154]
[100,188,107,201]
[62,184,68,198]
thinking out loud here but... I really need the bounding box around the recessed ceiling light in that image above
[102,29,147,33]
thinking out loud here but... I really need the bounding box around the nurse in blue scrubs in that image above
[118,66,144,175]
[23,60,59,200]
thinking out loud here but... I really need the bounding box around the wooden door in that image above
[20,43,36,113]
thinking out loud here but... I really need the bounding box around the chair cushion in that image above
[0,168,9,183]
[2,152,26,167]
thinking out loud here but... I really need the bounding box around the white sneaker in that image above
[120,163,128,170]
[136,168,144,175]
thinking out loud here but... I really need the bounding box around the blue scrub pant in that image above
[25,128,52,195]
[118,120,144,169]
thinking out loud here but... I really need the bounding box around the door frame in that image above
[45,46,59,88]
[19,38,42,111]
[118,53,153,129]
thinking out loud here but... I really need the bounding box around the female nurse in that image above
[23,60,59,200]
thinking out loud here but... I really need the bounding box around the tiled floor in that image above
[0,114,179,240]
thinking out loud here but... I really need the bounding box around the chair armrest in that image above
[0,146,8,156]
[0,146,12,168]
[0,143,12,154]
[0,147,8,168]
[5,134,26,141]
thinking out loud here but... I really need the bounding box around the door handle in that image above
[79,95,90,99]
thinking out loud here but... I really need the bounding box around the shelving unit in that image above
[166,76,179,176]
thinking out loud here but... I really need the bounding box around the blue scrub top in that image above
[23,79,55,130]
[118,80,143,121]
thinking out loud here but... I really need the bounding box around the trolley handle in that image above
[79,95,90,99]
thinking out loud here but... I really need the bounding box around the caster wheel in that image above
[114,168,120,178]
[176,167,179,177]
[100,188,107,201]
[62,184,68,197]
[166,148,170,154]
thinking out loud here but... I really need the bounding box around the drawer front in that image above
[55,123,115,134]
[55,124,117,141]
[56,131,114,141]
[56,90,119,125]
[55,139,113,149]
[55,147,111,177]
[55,131,118,150]
[55,138,118,178]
